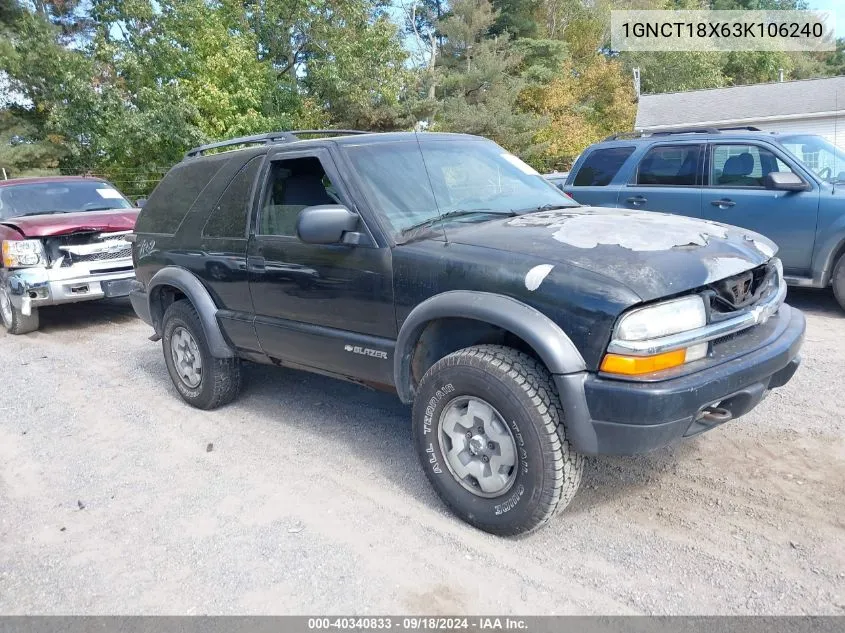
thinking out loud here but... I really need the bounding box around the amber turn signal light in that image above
[600,349,687,375]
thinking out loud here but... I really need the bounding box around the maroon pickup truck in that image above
[0,176,140,333]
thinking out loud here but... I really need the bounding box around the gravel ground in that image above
[0,288,842,615]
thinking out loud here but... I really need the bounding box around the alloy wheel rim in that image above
[437,395,518,498]
[170,326,202,388]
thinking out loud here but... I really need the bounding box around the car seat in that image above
[718,153,759,187]
[262,168,334,235]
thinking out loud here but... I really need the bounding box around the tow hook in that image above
[697,405,733,424]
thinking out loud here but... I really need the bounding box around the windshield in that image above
[779,135,845,184]
[0,180,132,219]
[344,138,578,235]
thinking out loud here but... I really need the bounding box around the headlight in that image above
[616,295,706,341]
[2,239,48,268]
[601,295,708,376]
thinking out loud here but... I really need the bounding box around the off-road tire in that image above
[412,344,583,536]
[0,288,39,334]
[161,299,241,409]
[832,255,845,312]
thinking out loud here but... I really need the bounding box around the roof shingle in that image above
[635,75,845,130]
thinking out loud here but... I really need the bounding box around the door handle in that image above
[247,256,266,271]
[710,198,736,208]
[626,195,647,206]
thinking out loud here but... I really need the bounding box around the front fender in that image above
[147,266,234,358]
[393,290,586,403]
[814,231,845,286]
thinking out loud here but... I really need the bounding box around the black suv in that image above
[129,130,805,536]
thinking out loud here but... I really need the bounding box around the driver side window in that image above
[710,144,794,188]
[260,156,341,236]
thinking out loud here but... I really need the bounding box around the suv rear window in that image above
[136,153,232,234]
[572,147,634,187]
[203,156,264,239]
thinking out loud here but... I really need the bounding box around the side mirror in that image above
[764,172,809,192]
[296,205,360,245]
[135,198,147,208]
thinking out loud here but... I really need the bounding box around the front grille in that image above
[711,328,753,347]
[62,245,131,265]
[706,260,782,353]
[44,232,132,268]
[707,262,775,316]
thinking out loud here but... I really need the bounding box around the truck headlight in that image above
[601,295,708,376]
[2,239,48,268]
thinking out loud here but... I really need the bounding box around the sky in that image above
[811,0,844,37]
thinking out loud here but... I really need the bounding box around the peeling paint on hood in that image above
[508,210,729,251]
[525,264,554,291]
[447,206,776,302]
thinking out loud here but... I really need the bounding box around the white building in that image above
[635,75,845,148]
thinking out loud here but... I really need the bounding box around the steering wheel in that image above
[817,166,832,181]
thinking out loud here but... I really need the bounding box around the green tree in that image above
[302,3,412,130]
[490,0,540,38]
[522,54,636,171]
[0,108,65,177]
[625,51,728,94]
[433,0,543,154]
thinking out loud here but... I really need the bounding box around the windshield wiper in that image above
[12,210,71,218]
[81,206,121,212]
[400,208,514,234]
[512,203,577,214]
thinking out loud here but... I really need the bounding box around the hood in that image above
[0,208,139,238]
[447,207,777,302]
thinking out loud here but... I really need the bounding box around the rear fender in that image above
[147,266,234,358]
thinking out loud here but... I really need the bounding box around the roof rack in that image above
[650,126,721,136]
[716,126,762,132]
[601,131,645,141]
[184,129,371,159]
[603,125,767,142]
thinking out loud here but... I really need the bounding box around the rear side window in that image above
[135,154,230,234]
[572,147,635,186]
[203,156,263,238]
[636,144,702,186]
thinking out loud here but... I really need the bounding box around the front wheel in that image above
[412,345,583,536]
[0,287,39,334]
[832,255,845,312]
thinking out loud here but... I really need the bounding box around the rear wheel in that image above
[161,299,241,409]
[832,255,845,312]
[0,287,39,334]
[412,344,583,536]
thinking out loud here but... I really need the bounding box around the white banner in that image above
[611,10,836,52]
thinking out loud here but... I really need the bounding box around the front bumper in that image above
[2,259,136,314]
[555,303,805,455]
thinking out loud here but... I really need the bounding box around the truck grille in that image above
[63,245,132,264]
[707,262,775,316]
[707,260,782,351]
[43,232,133,268]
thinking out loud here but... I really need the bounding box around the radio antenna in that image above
[414,127,449,244]
[834,91,839,194]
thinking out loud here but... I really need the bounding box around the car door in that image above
[700,142,820,275]
[247,147,395,385]
[564,146,635,207]
[620,143,704,217]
